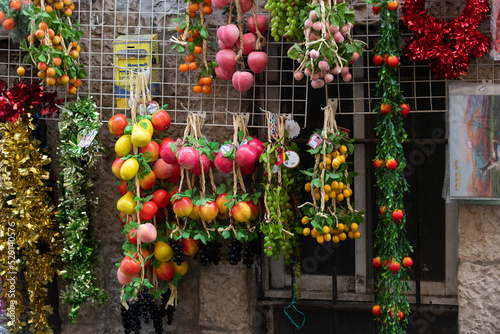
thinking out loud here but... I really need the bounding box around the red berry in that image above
[400,103,410,117]
[402,256,413,269]
[389,261,400,273]
[392,209,404,222]
[373,54,383,66]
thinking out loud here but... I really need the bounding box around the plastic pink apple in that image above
[248,138,264,157]
[235,144,258,167]
[214,151,233,174]
[240,163,256,175]
[232,71,254,92]
[247,51,268,73]
[212,0,231,9]
[217,24,240,48]
[177,146,200,170]
[215,66,235,81]
[247,15,268,34]
[216,49,236,71]
[191,154,211,175]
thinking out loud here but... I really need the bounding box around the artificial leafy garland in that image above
[0,112,62,333]
[57,97,108,320]
[368,1,412,333]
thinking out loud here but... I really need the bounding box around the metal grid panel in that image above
[0,0,498,122]
[0,0,308,128]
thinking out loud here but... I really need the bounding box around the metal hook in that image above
[91,14,104,31]
[259,107,270,114]
[55,104,71,113]
[180,102,190,112]
[110,63,142,75]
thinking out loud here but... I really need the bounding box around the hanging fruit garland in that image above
[111,73,183,333]
[171,0,217,94]
[0,81,62,332]
[299,101,364,245]
[401,0,490,80]
[260,113,303,265]
[214,0,268,92]
[287,0,365,88]
[21,0,86,93]
[216,113,262,263]
[369,1,413,333]
[57,97,108,320]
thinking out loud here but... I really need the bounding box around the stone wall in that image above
[458,204,500,334]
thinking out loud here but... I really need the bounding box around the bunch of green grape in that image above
[262,153,300,265]
[265,0,307,42]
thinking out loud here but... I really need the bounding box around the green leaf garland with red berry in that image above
[369,0,413,333]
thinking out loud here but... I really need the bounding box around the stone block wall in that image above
[458,204,500,334]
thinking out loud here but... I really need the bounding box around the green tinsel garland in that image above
[57,96,108,320]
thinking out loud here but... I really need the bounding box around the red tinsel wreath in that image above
[0,80,61,123]
[402,0,490,80]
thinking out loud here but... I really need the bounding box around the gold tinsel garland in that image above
[0,112,62,333]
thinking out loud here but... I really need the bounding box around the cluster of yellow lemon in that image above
[305,180,353,203]
[318,145,348,170]
[301,217,360,244]
[304,145,353,203]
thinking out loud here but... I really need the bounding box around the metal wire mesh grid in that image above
[0,0,499,123]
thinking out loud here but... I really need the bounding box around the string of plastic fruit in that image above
[261,112,299,265]
[171,0,215,94]
[214,0,269,91]
[299,102,362,244]
[113,72,182,316]
[0,111,62,332]
[21,0,85,94]
[57,96,108,320]
[368,1,413,332]
[287,0,365,88]
[216,113,257,239]
[119,72,150,306]
[168,111,222,248]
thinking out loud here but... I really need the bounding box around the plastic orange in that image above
[202,77,212,85]
[203,0,211,4]
[193,46,202,54]
[189,11,196,18]
[202,85,212,94]
[0,11,5,23]
[187,37,194,42]
[176,24,184,33]
[10,0,21,11]
[188,62,198,71]
[193,85,202,93]
[185,54,195,62]
[179,63,189,72]
[202,6,212,15]
[189,3,199,11]
[3,18,14,30]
